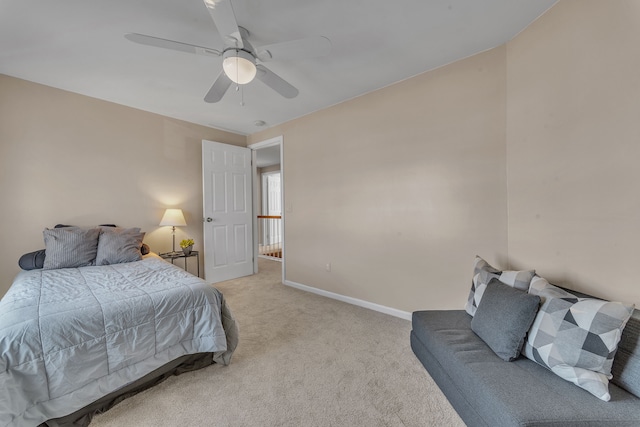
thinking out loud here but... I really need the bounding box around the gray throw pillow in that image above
[141,243,150,255]
[43,227,101,269]
[471,278,541,362]
[95,227,145,265]
[18,249,46,270]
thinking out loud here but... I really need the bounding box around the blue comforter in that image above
[0,256,237,426]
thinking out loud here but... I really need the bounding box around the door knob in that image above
[205,217,214,222]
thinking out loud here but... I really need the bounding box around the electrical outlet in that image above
[325,262,331,272]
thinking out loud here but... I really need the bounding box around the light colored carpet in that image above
[92,259,464,427]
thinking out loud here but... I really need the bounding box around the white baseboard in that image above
[283,279,412,321]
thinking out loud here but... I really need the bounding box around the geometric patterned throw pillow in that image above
[524,277,635,401]
[465,256,535,316]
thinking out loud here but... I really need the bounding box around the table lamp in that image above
[159,208,186,254]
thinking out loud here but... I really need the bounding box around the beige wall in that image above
[249,0,640,311]
[5,0,634,312]
[250,47,508,312]
[506,0,640,305]
[0,75,245,295]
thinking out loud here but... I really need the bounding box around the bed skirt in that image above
[41,352,216,427]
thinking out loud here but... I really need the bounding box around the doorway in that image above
[250,136,284,281]
[259,171,282,258]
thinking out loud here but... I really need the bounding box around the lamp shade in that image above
[223,49,257,84]
[159,209,186,227]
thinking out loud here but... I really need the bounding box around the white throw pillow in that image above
[524,276,635,401]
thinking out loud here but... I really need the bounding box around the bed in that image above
[0,246,238,427]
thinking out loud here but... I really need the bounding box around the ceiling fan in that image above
[125,0,331,103]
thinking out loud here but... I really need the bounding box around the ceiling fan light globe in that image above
[222,50,256,84]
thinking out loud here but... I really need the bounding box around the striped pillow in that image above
[95,227,145,266]
[42,227,100,269]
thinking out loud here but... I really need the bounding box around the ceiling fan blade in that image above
[125,33,221,57]
[203,0,243,48]
[257,36,331,62]
[255,65,298,99]
[204,70,232,103]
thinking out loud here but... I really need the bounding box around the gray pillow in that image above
[141,243,150,255]
[18,249,46,270]
[95,227,145,265]
[471,278,541,361]
[43,227,101,269]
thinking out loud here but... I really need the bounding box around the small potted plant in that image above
[180,238,195,255]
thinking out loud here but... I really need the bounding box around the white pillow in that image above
[465,256,535,316]
[524,276,635,401]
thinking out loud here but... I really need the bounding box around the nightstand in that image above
[159,251,200,277]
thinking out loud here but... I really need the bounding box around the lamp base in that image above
[172,226,177,253]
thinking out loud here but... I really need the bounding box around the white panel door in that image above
[202,140,253,283]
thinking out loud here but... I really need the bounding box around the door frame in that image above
[249,136,285,282]
[261,170,281,246]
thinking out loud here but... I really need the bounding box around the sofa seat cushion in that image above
[412,310,640,426]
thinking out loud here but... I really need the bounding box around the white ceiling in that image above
[0,0,556,135]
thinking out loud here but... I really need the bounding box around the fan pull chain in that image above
[232,56,244,106]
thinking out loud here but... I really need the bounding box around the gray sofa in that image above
[410,306,640,426]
